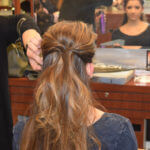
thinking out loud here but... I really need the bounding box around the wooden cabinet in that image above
[9,78,150,148]
[9,78,36,123]
[91,81,150,148]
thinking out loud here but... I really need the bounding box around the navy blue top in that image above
[112,25,150,47]
[88,113,138,150]
[13,113,138,150]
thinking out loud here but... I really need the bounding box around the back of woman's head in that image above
[20,21,98,150]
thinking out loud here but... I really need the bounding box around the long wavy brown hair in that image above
[20,21,100,150]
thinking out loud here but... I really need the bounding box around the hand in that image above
[122,45,142,49]
[22,29,43,71]
[113,43,121,47]
[53,11,59,23]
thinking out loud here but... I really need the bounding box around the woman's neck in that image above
[87,106,104,126]
[126,19,143,27]
[120,19,148,36]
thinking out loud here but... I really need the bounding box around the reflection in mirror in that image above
[33,0,115,35]
[96,0,150,49]
[0,0,13,15]
[0,0,11,6]
[33,0,57,35]
[32,0,150,49]
[20,0,31,14]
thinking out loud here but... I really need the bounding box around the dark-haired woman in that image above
[112,0,150,48]
[13,21,137,150]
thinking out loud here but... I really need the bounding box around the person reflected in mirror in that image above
[13,21,137,150]
[113,0,124,10]
[112,0,150,49]
[34,0,59,35]
[56,0,113,29]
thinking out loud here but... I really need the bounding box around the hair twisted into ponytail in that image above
[20,21,99,150]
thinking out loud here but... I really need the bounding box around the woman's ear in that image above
[86,63,94,78]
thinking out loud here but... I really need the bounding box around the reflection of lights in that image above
[134,76,150,84]
[12,7,15,11]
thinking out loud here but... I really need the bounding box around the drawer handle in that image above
[104,92,109,98]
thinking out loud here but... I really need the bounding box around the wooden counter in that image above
[9,77,150,148]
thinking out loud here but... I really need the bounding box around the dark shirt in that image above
[112,25,150,47]
[39,0,57,14]
[37,12,54,35]
[0,14,39,150]
[59,0,113,26]
[13,113,138,150]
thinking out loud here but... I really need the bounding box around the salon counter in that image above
[9,77,150,148]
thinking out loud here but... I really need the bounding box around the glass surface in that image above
[0,0,12,16]
[94,48,147,70]
[0,0,12,7]
[31,1,150,48]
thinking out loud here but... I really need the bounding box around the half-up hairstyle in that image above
[122,0,145,25]
[20,21,100,150]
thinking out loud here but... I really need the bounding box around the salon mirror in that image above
[0,0,13,15]
[32,0,150,49]
[0,0,32,16]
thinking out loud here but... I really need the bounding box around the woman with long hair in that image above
[112,0,150,48]
[13,21,137,150]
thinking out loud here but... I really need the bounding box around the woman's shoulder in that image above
[13,116,28,150]
[13,115,28,128]
[93,112,130,128]
[92,112,134,138]
[112,28,123,39]
[146,23,150,30]
[140,22,150,32]
[92,113,137,149]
